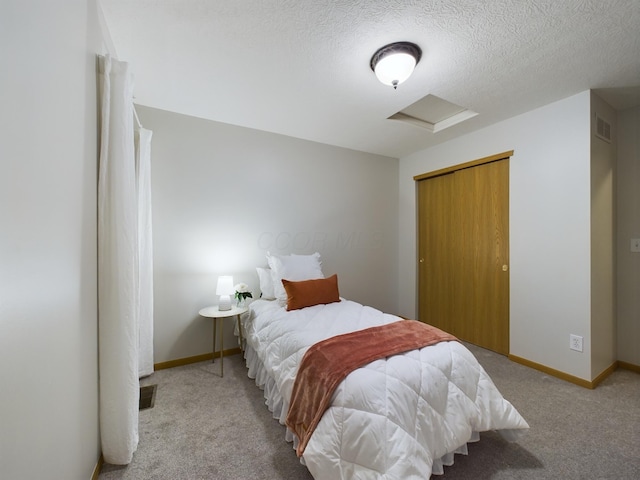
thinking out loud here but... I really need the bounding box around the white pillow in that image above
[256,267,275,300]
[267,252,324,304]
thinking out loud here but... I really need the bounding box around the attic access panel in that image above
[389,94,477,133]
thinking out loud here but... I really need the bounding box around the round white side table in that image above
[198,305,248,377]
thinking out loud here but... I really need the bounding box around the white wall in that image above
[136,106,399,363]
[399,92,594,380]
[616,105,640,366]
[0,1,102,478]
[590,93,616,378]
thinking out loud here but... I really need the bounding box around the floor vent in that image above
[595,113,612,143]
[139,385,157,410]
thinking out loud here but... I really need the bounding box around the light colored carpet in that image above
[100,354,312,480]
[99,344,640,479]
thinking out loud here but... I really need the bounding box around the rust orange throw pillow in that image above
[282,274,340,311]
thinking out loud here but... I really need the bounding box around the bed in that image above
[239,253,529,479]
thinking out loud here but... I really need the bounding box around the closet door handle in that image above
[419,258,425,263]
[502,264,508,271]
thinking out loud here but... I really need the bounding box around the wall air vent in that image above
[595,113,612,143]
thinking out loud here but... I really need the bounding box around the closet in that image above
[415,151,512,355]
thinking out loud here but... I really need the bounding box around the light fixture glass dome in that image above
[370,42,422,89]
[374,53,417,87]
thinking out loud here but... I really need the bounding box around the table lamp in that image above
[216,275,234,311]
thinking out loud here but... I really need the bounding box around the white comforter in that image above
[241,298,529,479]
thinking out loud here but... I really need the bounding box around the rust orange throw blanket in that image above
[285,320,457,457]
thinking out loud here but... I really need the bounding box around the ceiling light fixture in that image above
[370,42,422,90]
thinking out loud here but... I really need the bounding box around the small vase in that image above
[236,297,246,308]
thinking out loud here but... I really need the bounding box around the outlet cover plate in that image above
[570,334,583,352]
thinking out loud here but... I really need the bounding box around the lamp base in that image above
[218,295,232,311]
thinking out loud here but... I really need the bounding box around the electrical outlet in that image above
[569,334,583,352]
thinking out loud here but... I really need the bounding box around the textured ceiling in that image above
[99,0,640,158]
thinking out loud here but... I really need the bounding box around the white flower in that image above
[234,282,253,302]
[234,283,249,293]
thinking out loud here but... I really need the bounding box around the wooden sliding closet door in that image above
[417,154,510,355]
[418,173,457,336]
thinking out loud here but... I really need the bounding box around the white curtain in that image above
[136,127,154,378]
[97,54,139,465]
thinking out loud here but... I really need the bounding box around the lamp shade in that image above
[216,275,234,295]
[370,42,422,89]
